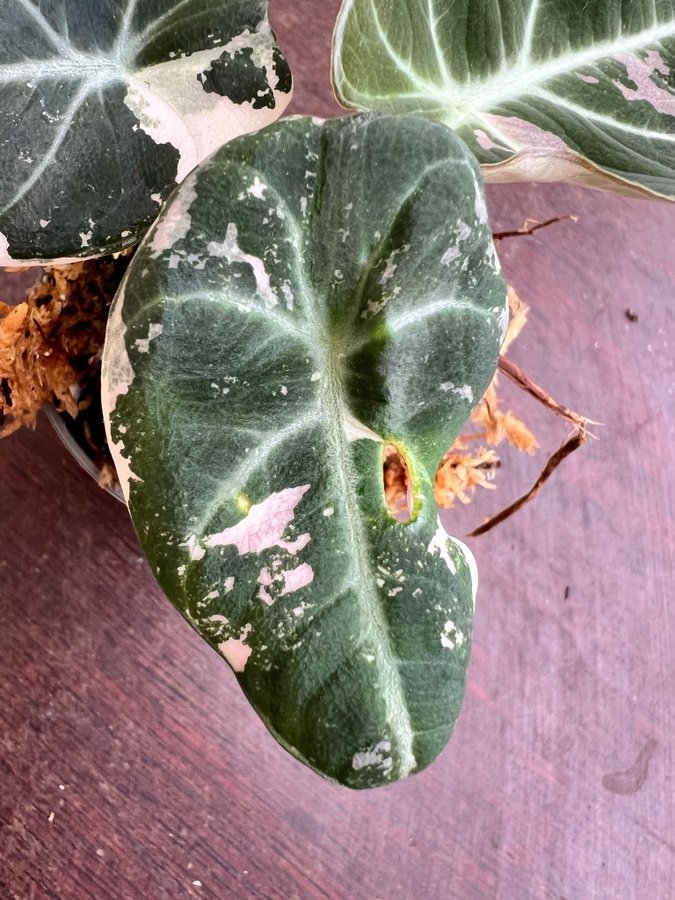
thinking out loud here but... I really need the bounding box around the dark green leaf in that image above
[102,113,507,787]
[0,0,292,264]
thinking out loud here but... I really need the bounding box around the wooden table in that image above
[2,3,674,897]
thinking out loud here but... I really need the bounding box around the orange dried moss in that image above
[434,288,537,509]
[434,448,500,508]
[468,381,539,454]
[0,255,130,438]
[0,294,78,435]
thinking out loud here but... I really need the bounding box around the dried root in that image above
[492,214,578,242]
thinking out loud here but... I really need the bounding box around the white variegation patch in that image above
[427,523,457,575]
[124,78,197,183]
[149,176,198,257]
[134,323,163,353]
[439,381,473,403]
[208,223,278,308]
[449,537,478,609]
[248,176,267,199]
[352,739,393,774]
[280,563,314,595]
[133,22,290,163]
[440,619,465,650]
[614,53,675,116]
[182,533,206,562]
[101,280,141,503]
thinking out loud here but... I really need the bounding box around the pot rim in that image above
[44,404,124,503]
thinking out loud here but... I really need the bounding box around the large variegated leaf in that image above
[101,113,507,788]
[332,0,675,199]
[0,0,292,265]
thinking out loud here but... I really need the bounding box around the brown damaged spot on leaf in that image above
[383,443,412,521]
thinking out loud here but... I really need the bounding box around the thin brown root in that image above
[468,428,586,537]
[468,356,594,535]
[492,214,578,242]
[497,355,598,433]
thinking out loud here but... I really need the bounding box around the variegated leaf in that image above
[0,0,292,264]
[102,113,507,788]
[332,0,675,199]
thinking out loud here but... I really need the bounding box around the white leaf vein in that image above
[14,0,76,59]
[0,81,92,215]
[535,88,675,145]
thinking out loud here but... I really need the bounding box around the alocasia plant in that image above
[101,113,507,787]
[0,0,292,264]
[332,0,675,199]
[12,0,662,791]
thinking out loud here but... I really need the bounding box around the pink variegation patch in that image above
[614,53,675,117]
[205,484,311,555]
[280,563,314,595]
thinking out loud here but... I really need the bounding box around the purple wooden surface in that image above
[1,2,674,898]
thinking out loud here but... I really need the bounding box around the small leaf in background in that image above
[0,0,292,264]
[332,0,675,199]
[102,113,507,787]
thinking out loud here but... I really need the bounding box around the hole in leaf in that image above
[383,444,412,522]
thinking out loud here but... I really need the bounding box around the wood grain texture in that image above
[1,2,674,897]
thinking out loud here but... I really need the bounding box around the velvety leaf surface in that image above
[0,0,292,264]
[101,113,507,788]
[332,0,675,199]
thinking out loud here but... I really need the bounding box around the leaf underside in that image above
[332,0,675,200]
[0,0,292,264]
[102,113,507,788]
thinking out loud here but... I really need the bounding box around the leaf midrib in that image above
[7,0,201,74]
[0,55,126,85]
[265,125,417,772]
[314,337,417,778]
[1,0,248,86]
[339,2,675,129]
[453,19,675,125]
